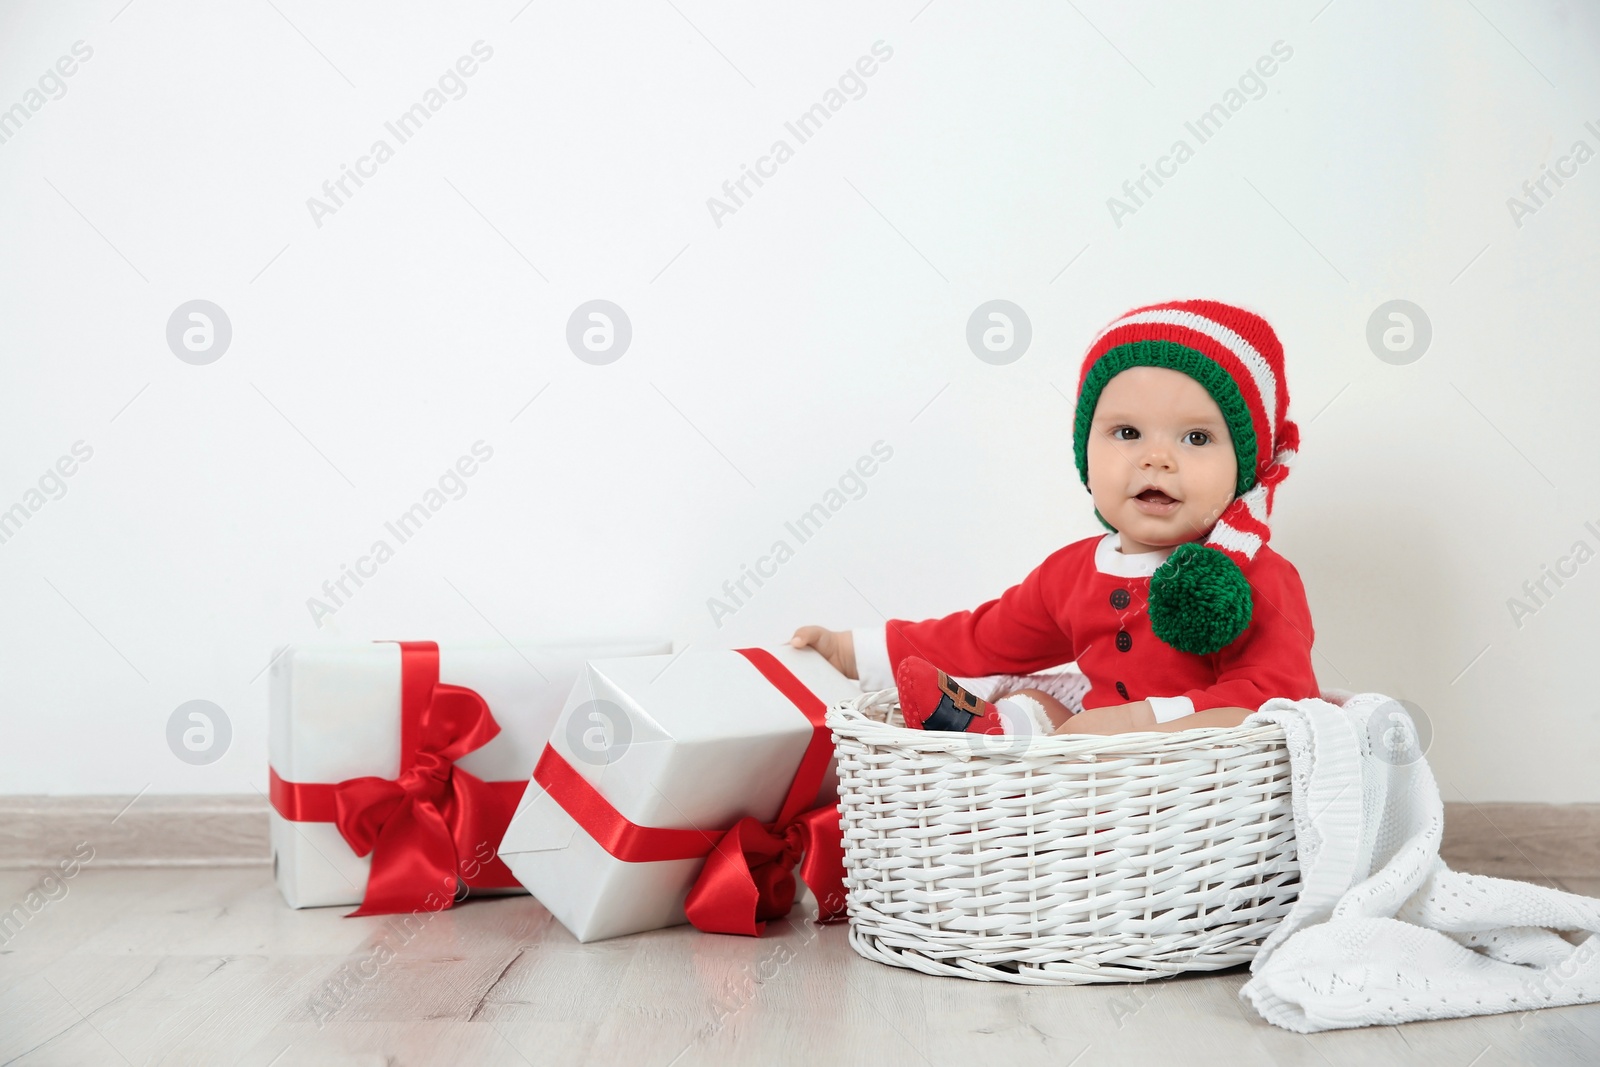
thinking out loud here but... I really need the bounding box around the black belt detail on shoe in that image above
[921,694,977,733]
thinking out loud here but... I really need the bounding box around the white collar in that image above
[1095,531,1177,578]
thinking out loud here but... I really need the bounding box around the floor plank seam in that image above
[467,947,526,1023]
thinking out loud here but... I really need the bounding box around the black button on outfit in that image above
[1116,681,1130,700]
[1110,589,1131,610]
[1116,630,1132,652]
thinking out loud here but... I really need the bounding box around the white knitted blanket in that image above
[1238,691,1600,1032]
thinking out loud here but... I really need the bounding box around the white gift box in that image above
[497,645,860,943]
[268,638,669,910]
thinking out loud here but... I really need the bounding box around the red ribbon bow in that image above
[683,801,848,937]
[531,647,848,937]
[270,641,525,917]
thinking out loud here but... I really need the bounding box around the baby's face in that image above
[1085,366,1238,553]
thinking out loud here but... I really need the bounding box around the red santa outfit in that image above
[852,528,1320,722]
[857,298,1318,726]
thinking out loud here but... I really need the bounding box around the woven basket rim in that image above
[827,686,1287,758]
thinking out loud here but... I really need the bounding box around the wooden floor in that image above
[1,866,1597,1066]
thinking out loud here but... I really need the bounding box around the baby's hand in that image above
[788,626,858,680]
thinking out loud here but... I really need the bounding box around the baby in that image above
[791,298,1320,736]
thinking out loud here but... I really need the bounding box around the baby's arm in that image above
[874,547,1079,685]
[793,545,1078,691]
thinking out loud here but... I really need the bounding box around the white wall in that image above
[1,1,1597,800]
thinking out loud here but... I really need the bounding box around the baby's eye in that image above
[1186,431,1211,446]
[1112,426,1139,441]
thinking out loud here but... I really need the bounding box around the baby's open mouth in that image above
[1135,488,1179,504]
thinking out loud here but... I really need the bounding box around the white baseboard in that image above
[1,796,1596,880]
[0,794,269,868]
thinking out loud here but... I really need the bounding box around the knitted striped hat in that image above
[1071,299,1301,656]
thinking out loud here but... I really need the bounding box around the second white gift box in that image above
[497,645,860,943]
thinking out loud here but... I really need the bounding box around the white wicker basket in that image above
[827,672,1303,985]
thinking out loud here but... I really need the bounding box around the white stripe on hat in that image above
[1208,511,1265,559]
[1204,439,1295,566]
[1091,308,1278,448]
[1242,484,1268,525]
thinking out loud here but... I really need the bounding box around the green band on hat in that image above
[1073,340,1260,500]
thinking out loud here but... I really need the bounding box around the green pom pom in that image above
[1149,544,1252,655]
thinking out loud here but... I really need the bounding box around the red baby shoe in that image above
[895,656,1005,734]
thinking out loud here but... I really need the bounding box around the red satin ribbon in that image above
[529,647,847,937]
[269,641,525,917]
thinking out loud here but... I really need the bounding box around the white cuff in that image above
[997,693,1053,735]
[1147,695,1196,723]
[851,627,894,693]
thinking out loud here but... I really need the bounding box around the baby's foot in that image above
[895,656,1006,734]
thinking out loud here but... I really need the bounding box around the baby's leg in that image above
[897,660,1076,736]
[994,686,1075,731]
[1056,703,1254,735]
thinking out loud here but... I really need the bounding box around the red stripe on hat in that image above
[1190,299,1290,437]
